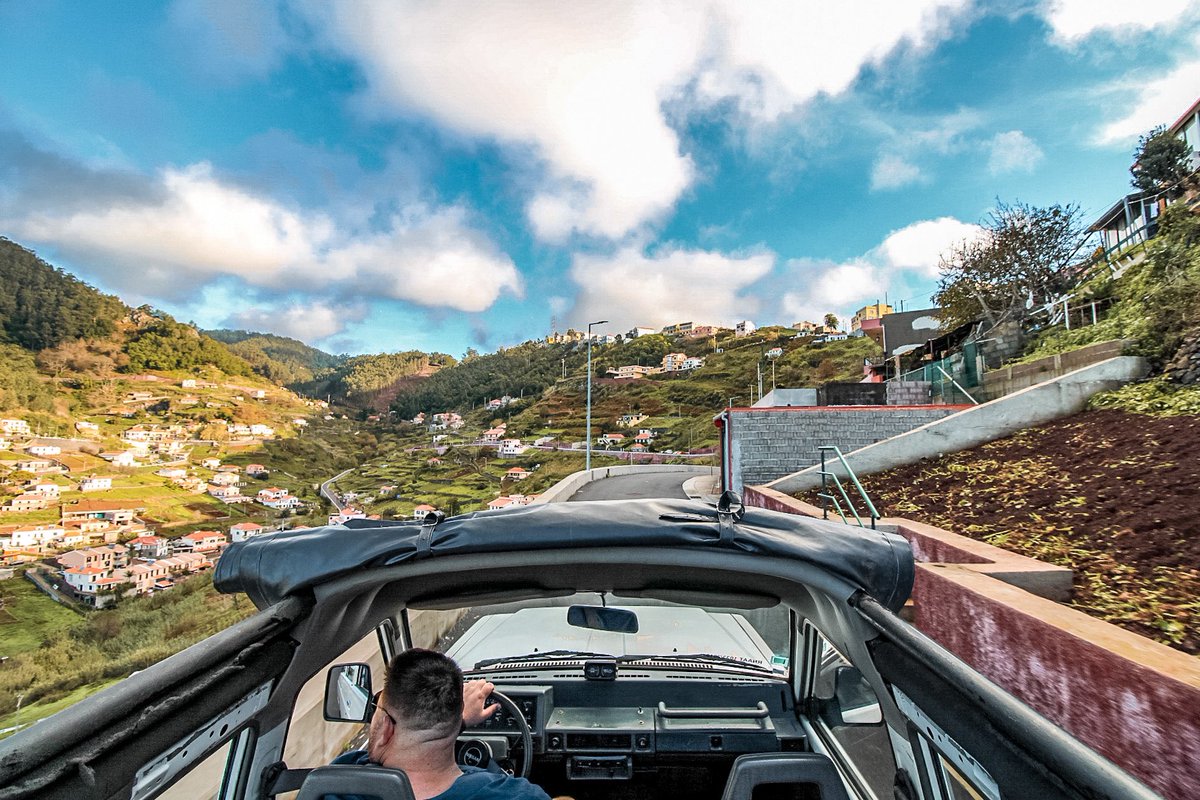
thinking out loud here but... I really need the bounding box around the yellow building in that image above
[850,303,893,332]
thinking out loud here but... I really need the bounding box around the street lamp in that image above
[586,319,608,472]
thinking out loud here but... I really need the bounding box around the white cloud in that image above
[781,216,982,323]
[303,0,972,241]
[6,163,522,313]
[228,301,368,342]
[1097,55,1200,144]
[987,130,1044,175]
[1041,0,1200,43]
[878,217,984,278]
[569,245,774,331]
[870,155,924,191]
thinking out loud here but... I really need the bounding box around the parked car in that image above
[0,496,1157,800]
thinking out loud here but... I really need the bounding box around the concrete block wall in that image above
[725,406,965,492]
[885,381,932,405]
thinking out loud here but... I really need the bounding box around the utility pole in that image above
[585,319,607,473]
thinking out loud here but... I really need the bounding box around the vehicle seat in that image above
[294,764,416,800]
[720,753,852,800]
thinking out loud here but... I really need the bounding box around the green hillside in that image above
[205,329,345,386]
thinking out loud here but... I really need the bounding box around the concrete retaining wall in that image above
[742,486,1200,800]
[533,464,714,504]
[979,339,1130,401]
[721,405,966,493]
[767,356,1149,495]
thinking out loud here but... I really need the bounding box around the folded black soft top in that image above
[214,498,914,612]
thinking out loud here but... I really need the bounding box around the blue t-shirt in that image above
[330,749,550,800]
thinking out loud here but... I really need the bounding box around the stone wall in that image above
[1166,327,1200,384]
[721,405,966,492]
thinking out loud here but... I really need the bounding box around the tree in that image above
[823,313,839,330]
[934,201,1087,330]
[1131,126,1193,194]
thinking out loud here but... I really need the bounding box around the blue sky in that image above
[2,1,1198,356]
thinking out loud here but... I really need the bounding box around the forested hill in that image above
[313,351,458,411]
[205,329,345,386]
[0,237,126,350]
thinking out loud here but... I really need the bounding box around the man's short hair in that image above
[382,648,463,737]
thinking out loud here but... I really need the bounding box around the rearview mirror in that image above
[567,605,639,633]
[324,663,373,723]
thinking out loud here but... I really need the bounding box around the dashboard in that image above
[463,676,806,782]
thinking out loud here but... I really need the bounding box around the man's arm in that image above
[462,679,499,726]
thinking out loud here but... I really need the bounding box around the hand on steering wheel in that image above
[456,690,533,778]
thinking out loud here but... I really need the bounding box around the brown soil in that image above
[803,410,1200,655]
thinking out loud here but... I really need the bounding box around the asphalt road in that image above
[567,471,693,501]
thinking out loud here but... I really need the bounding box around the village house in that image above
[61,499,145,525]
[63,518,112,540]
[172,530,227,554]
[245,464,269,477]
[292,417,308,427]
[0,419,31,436]
[156,467,189,480]
[597,432,626,447]
[607,364,663,379]
[633,432,654,446]
[181,379,197,388]
[29,481,61,497]
[257,487,301,510]
[619,413,648,427]
[218,464,241,473]
[485,396,515,411]
[100,450,140,467]
[661,353,688,372]
[429,412,464,431]
[629,443,649,453]
[3,493,52,513]
[201,457,222,470]
[498,439,525,456]
[207,483,242,500]
[128,534,169,559]
[249,424,274,437]
[487,497,515,511]
[0,524,65,549]
[480,425,507,443]
[505,467,531,481]
[209,471,240,487]
[412,503,437,520]
[28,444,61,456]
[229,522,265,543]
[533,435,554,446]
[735,320,757,337]
[329,507,368,525]
[79,476,114,492]
[58,544,127,572]
[14,458,58,474]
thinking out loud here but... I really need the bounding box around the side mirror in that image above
[567,605,639,633]
[831,666,883,725]
[323,663,373,723]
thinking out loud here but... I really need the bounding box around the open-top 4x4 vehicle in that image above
[0,497,1160,799]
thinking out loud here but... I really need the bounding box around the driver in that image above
[333,648,551,800]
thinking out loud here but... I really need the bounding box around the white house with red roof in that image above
[412,503,437,520]
[229,522,265,542]
[481,425,507,443]
[172,530,226,554]
[487,497,515,511]
[505,467,531,481]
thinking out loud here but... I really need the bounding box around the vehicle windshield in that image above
[436,592,792,677]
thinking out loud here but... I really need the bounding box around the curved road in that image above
[567,471,693,501]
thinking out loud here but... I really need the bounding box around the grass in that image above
[0,572,81,656]
[0,679,121,739]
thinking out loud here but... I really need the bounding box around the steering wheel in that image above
[456,690,533,778]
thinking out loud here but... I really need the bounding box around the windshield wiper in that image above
[616,653,775,673]
[472,650,614,670]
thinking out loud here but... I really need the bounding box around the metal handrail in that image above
[818,446,880,529]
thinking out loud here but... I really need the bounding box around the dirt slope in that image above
[805,410,1199,654]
